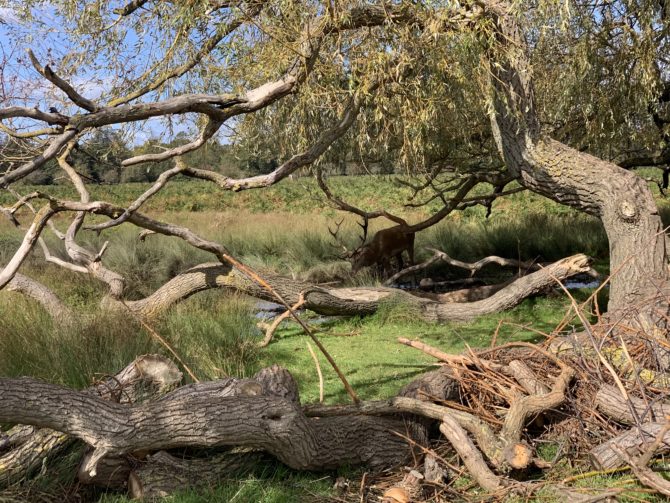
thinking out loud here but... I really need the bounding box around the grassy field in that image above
[1,175,668,502]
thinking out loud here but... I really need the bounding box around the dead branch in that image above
[590,422,670,469]
[26,49,99,112]
[500,365,574,468]
[5,273,73,322]
[122,119,222,166]
[595,384,670,425]
[439,416,503,492]
[0,376,412,476]
[0,355,181,487]
[260,293,306,347]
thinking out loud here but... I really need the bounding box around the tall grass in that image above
[0,293,261,388]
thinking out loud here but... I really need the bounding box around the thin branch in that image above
[0,129,77,187]
[108,1,264,107]
[86,158,189,231]
[182,85,372,192]
[27,49,99,112]
[122,119,222,166]
[0,106,68,125]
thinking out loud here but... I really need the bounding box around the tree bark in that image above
[128,450,267,500]
[595,384,670,425]
[0,377,414,476]
[114,254,592,322]
[483,2,669,319]
[590,422,670,470]
[0,354,182,487]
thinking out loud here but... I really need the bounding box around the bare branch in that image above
[37,238,88,274]
[0,123,61,138]
[0,203,57,289]
[112,0,150,17]
[122,119,222,166]
[109,1,265,107]
[0,130,77,187]
[316,167,408,225]
[6,273,73,322]
[86,158,189,231]
[0,106,69,125]
[26,49,100,112]
[184,91,366,191]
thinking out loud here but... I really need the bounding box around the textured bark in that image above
[0,354,182,487]
[484,2,669,317]
[78,451,133,489]
[595,384,670,425]
[0,377,413,476]
[439,417,502,492]
[590,423,670,469]
[507,360,549,396]
[5,273,73,322]
[128,450,266,500]
[116,254,592,322]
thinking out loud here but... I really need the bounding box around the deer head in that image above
[329,218,414,277]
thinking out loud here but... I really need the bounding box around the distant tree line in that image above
[0,129,284,185]
[0,129,406,186]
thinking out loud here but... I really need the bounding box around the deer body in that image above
[350,226,415,276]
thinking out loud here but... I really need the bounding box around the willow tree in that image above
[0,0,670,493]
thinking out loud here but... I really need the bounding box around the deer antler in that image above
[328,219,352,258]
[356,217,369,249]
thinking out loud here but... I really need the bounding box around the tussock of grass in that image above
[158,293,261,380]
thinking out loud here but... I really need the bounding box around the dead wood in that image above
[590,422,670,469]
[595,384,670,425]
[116,253,592,323]
[397,337,504,371]
[78,451,133,490]
[0,372,413,477]
[421,277,517,303]
[508,360,550,395]
[128,450,267,500]
[439,416,503,492]
[0,354,182,487]
[385,248,541,286]
[259,294,306,347]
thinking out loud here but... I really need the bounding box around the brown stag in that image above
[330,219,415,278]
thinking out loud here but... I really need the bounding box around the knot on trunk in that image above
[617,200,639,224]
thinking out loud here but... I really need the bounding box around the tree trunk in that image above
[128,450,267,500]
[0,377,414,476]
[484,2,669,320]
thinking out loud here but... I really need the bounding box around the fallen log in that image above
[439,416,502,492]
[0,354,182,487]
[0,376,413,477]
[385,248,542,286]
[114,254,592,322]
[590,422,670,469]
[595,384,670,425]
[128,450,266,500]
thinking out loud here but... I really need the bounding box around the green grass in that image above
[97,464,335,503]
[261,293,582,404]
[1,175,669,501]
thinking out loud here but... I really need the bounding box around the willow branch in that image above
[27,49,99,112]
[122,119,222,166]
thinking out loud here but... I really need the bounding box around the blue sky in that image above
[0,4,203,144]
